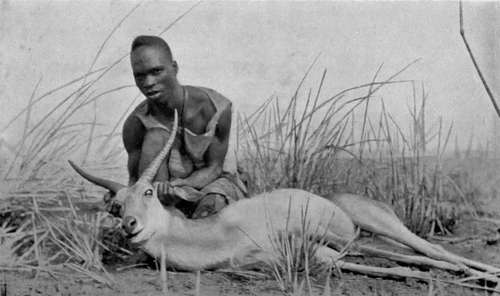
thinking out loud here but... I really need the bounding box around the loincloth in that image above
[201,173,247,202]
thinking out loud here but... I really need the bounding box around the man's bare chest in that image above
[147,105,209,135]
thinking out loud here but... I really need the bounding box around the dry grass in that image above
[236,63,499,294]
[0,4,499,295]
[0,2,200,288]
[263,197,333,295]
[237,64,496,237]
[1,60,497,293]
[1,60,498,294]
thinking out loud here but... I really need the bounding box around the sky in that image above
[1,0,499,151]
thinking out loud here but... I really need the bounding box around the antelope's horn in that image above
[68,160,126,194]
[138,109,178,184]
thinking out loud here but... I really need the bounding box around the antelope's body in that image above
[138,189,355,270]
[69,110,500,284]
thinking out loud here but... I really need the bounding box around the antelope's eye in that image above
[144,189,153,197]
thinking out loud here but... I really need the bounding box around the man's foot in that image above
[191,194,228,219]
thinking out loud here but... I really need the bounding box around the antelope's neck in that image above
[169,214,223,244]
[147,212,237,270]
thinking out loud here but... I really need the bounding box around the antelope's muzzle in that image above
[122,216,138,235]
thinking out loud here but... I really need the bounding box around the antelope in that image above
[69,110,499,292]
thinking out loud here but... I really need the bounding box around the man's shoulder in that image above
[124,99,148,127]
[185,85,231,105]
[185,86,232,118]
[130,99,149,115]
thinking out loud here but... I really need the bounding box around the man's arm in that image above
[171,104,231,189]
[122,114,145,186]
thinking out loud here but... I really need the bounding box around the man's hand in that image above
[154,181,183,206]
[155,181,204,204]
[169,178,189,187]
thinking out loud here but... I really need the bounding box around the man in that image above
[113,35,247,219]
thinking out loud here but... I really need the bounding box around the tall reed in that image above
[238,63,483,236]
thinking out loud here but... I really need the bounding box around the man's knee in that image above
[191,193,228,219]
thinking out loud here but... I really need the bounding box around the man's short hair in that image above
[131,35,173,60]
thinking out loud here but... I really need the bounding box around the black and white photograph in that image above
[1,1,499,295]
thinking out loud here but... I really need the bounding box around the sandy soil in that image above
[0,264,493,296]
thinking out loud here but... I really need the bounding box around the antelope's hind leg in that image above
[331,194,500,273]
[315,246,429,280]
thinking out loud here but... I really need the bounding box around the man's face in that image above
[131,45,178,104]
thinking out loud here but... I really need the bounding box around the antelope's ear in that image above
[114,189,127,203]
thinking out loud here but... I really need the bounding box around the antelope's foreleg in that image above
[160,245,168,296]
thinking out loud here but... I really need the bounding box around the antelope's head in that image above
[69,110,178,245]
